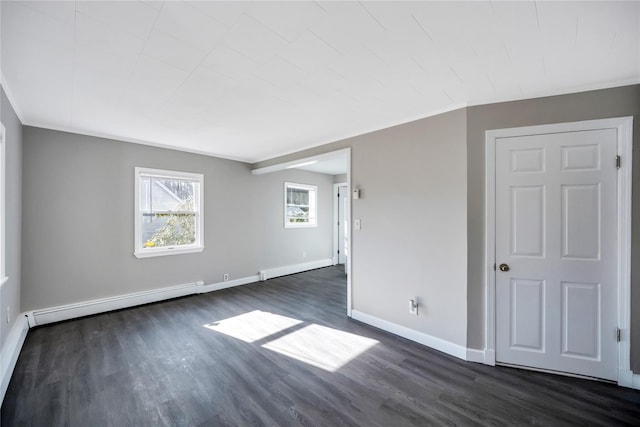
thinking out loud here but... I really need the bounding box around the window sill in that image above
[134,246,203,259]
[285,223,318,229]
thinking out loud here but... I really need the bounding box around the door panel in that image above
[562,184,600,259]
[495,128,618,380]
[561,282,600,359]
[511,186,545,257]
[510,278,545,351]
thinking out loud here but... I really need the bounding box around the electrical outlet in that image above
[302,250,306,258]
[409,299,418,315]
[223,273,229,282]
[354,219,361,230]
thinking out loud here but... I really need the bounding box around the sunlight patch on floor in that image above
[262,323,378,372]
[203,310,302,343]
[204,311,378,371]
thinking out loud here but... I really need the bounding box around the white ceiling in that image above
[1,1,638,163]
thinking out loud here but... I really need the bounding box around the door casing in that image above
[333,183,348,266]
[484,117,633,386]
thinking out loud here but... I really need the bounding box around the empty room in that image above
[1,1,640,425]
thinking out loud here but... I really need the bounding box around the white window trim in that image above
[134,167,204,258]
[0,123,6,285]
[284,182,318,228]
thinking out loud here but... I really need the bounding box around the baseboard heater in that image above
[27,281,202,327]
[259,258,333,281]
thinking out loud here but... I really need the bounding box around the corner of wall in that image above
[0,314,29,403]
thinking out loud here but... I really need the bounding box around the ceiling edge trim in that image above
[0,73,26,124]
[17,120,252,164]
[250,102,468,164]
[467,78,640,109]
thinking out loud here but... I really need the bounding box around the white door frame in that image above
[484,117,633,387]
[333,182,347,266]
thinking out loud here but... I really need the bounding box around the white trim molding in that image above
[0,123,6,284]
[484,116,634,386]
[259,258,333,281]
[0,76,25,123]
[351,310,468,361]
[466,348,496,365]
[1,314,29,402]
[619,370,640,390]
[251,148,351,175]
[27,281,203,327]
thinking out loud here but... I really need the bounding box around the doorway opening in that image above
[333,182,348,274]
[252,148,352,317]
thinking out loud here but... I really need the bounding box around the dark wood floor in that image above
[2,266,640,426]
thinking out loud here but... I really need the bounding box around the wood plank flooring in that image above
[2,266,640,426]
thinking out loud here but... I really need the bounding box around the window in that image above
[134,167,204,258]
[0,123,6,285]
[284,182,317,228]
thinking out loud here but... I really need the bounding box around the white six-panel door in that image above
[495,128,618,380]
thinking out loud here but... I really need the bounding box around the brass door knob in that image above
[499,263,510,272]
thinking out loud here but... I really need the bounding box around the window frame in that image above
[134,167,204,258]
[284,181,318,228]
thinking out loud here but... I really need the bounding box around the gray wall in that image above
[254,109,470,347]
[21,126,333,310]
[255,169,334,270]
[1,88,22,350]
[466,85,640,371]
[351,109,468,345]
[333,174,347,183]
[253,84,640,371]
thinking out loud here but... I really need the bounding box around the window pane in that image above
[142,212,196,248]
[284,183,317,227]
[150,178,194,212]
[287,187,309,207]
[135,168,204,257]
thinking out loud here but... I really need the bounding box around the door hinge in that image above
[337,250,340,254]
[616,327,621,342]
[493,263,496,271]
[616,155,621,169]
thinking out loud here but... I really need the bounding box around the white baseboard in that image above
[259,258,333,281]
[466,348,485,363]
[27,281,203,327]
[351,310,468,361]
[619,369,640,390]
[198,275,260,293]
[1,314,29,402]
[466,348,496,365]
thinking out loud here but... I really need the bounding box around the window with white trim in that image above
[0,123,6,285]
[134,167,204,258]
[284,182,317,228]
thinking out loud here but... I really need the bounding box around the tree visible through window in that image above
[135,168,204,258]
[284,182,317,228]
